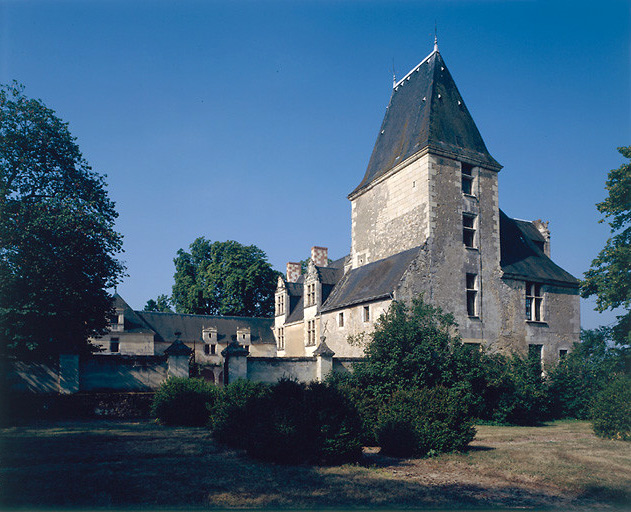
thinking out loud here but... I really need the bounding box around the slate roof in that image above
[352,50,501,196]
[285,294,305,324]
[136,311,275,344]
[499,210,579,287]
[321,246,421,312]
[113,294,154,334]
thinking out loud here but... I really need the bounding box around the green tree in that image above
[0,83,124,359]
[171,238,279,317]
[144,294,173,313]
[582,146,631,347]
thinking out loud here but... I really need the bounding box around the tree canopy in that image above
[171,238,279,317]
[582,146,631,345]
[0,82,124,358]
[144,294,173,313]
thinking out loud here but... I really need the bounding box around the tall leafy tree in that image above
[0,82,124,358]
[171,238,279,317]
[582,146,631,346]
[144,294,173,313]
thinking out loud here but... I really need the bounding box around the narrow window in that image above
[306,320,316,346]
[463,214,476,248]
[559,349,568,359]
[466,273,478,317]
[363,306,370,322]
[525,282,543,321]
[338,312,344,327]
[278,328,285,350]
[276,294,285,315]
[210,344,216,355]
[110,338,119,353]
[204,344,210,355]
[461,163,474,195]
[306,283,316,306]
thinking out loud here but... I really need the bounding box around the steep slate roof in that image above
[499,210,579,287]
[352,49,501,196]
[136,311,275,344]
[321,246,421,312]
[113,294,154,334]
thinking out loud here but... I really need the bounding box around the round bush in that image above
[210,379,270,449]
[151,377,218,426]
[376,386,476,458]
[218,379,363,465]
[591,375,631,441]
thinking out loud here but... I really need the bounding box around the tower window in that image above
[526,282,543,321]
[463,214,476,248]
[461,163,474,195]
[276,294,285,316]
[278,328,285,350]
[466,273,478,317]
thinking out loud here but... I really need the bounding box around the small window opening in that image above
[363,306,370,323]
[338,312,344,327]
[463,214,476,248]
[559,349,568,359]
[526,282,543,321]
[466,273,478,317]
[461,163,474,195]
[110,338,119,353]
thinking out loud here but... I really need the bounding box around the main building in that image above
[274,42,580,369]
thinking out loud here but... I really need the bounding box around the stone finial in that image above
[532,219,551,257]
[286,262,301,283]
[311,246,328,267]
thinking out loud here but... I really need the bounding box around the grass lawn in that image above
[0,419,629,510]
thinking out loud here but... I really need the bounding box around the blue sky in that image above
[1,0,629,329]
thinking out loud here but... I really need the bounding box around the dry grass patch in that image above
[0,419,629,510]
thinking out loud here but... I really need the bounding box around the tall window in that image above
[463,214,476,248]
[306,283,316,306]
[466,273,478,317]
[275,294,285,316]
[525,282,543,321]
[461,163,474,195]
[110,338,119,353]
[338,312,344,327]
[363,306,370,322]
[278,328,285,350]
[306,320,316,346]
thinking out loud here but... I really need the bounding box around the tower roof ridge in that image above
[393,49,436,89]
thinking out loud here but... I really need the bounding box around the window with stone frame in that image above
[461,162,474,195]
[363,305,370,322]
[463,213,476,248]
[466,273,478,317]
[275,293,285,316]
[277,327,285,350]
[306,283,316,306]
[306,320,316,346]
[525,282,543,321]
[338,312,344,327]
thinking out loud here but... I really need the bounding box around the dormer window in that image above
[306,283,316,306]
[275,294,285,316]
[461,163,474,195]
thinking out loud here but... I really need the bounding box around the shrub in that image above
[591,375,631,441]
[376,386,476,457]
[151,377,218,426]
[217,378,363,465]
[210,379,269,448]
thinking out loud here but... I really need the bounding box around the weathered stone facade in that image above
[274,44,580,370]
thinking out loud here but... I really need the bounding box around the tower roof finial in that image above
[434,22,438,52]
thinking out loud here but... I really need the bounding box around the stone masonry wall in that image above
[351,153,431,268]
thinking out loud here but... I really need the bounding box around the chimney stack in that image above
[533,220,551,257]
[311,246,328,267]
[286,262,301,283]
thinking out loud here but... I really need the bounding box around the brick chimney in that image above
[286,262,301,283]
[311,246,328,267]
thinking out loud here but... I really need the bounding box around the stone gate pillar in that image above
[314,337,335,382]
